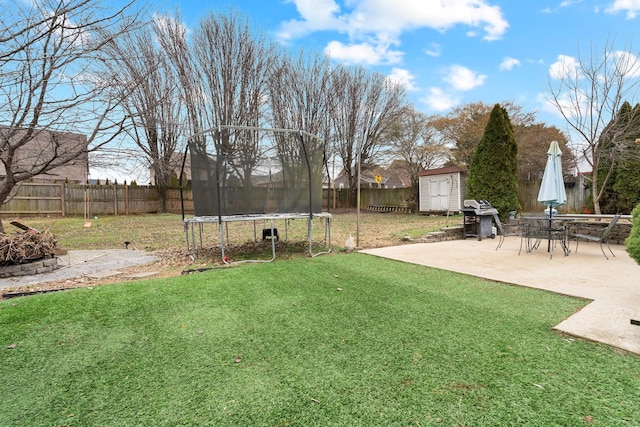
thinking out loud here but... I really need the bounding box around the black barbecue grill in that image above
[461,200,499,240]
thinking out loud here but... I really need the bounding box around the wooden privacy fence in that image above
[0,183,65,216]
[1,183,158,217]
[518,177,585,213]
[0,178,587,217]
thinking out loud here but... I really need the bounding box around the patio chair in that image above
[492,213,522,252]
[572,214,621,260]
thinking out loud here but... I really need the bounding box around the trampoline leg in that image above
[307,216,313,256]
[191,222,197,259]
[310,214,332,257]
[184,222,193,259]
[219,222,228,264]
[269,219,276,262]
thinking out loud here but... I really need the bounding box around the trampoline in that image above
[180,125,332,262]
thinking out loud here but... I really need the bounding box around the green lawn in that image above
[2,254,639,426]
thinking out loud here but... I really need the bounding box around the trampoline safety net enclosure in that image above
[181,125,332,262]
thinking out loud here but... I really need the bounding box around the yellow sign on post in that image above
[375,174,382,184]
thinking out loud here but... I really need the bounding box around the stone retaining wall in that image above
[418,222,631,245]
[0,256,59,278]
[568,222,631,245]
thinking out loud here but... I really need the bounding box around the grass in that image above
[1,212,458,252]
[2,254,640,426]
[3,214,187,251]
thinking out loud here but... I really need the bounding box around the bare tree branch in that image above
[102,20,186,211]
[0,0,144,232]
[547,39,640,214]
[330,65,407,203]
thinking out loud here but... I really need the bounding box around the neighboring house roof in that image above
[385,171,412,188]
[253,170,285,186]
[418,166,467,177]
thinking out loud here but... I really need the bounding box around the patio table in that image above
[519,216,579,258]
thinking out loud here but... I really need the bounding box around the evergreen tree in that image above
[168,171,180,189]
[595,102,631,213]
[467,104,520,220]
[613,104,640,214]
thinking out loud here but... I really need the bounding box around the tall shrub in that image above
[626,203,640,265]
[467,104,520,219]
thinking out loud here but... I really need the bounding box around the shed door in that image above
[429,179,449,210]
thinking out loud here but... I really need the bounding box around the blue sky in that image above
[97,0,640,182]
[146,0,640,130]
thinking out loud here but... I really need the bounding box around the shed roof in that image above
[418,166,467,177]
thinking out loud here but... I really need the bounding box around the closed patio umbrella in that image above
[537,140,567,251]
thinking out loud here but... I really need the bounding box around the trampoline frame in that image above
[183,212,332,262]
[180,125,332,263]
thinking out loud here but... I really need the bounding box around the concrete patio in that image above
[361,236,640,356]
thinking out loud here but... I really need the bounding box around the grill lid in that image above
[462,199,498,215]
[464,199,492,210]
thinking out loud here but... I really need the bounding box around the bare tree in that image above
[330,65,407,204]
[268,50,333,138]
[103,21,185,212]
[0,0,140,232]
[267,50,334,192]
[154,12,206,148]
[548,40,640,214]
[189,11,278,187]
[431,101,535,167]
[385,107,449,210]
[513,124,573,181]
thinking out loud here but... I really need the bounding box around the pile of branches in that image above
[0,228,57,265]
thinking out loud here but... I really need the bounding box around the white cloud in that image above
[422,87,459,111]
[549,54,579,79]
[387,68,417,90]
[279,0,509,65]
[324,40,403,65]
[542,0,582,14]
[425,43,441,57]
[605,0,640,18]
[549,51,640,81]
[560,0,583,7]
[499,57,521,71]
[349,0,508,41]
[536,92,566,119]
[443,65,486,91]
[278,0,344,40]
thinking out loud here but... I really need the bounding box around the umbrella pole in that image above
[548,204,552,252]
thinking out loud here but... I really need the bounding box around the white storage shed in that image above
[418,166,468,214]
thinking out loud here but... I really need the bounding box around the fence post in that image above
[84,186,88,219]
[114,183,118,216]
[60,182,65,217]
